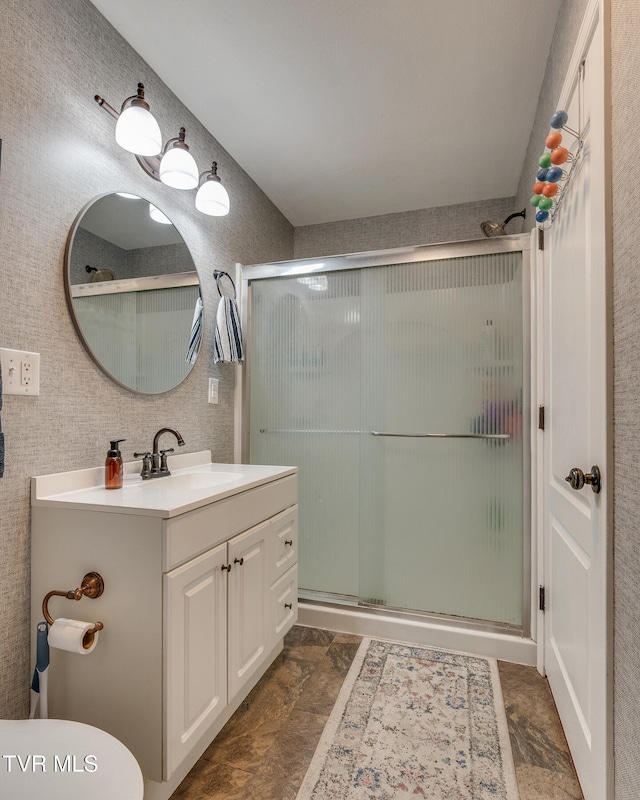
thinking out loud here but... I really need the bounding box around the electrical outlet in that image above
[22,358,33,385]
[208,377,219,404]
[0,348,40,395]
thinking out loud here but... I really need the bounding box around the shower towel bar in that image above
[371,431,511,440]
[259,428,510,440]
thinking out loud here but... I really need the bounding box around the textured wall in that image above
[0,0,293,719]
[611,1,640,796]
[293,197,517,259]
[71,230,194,283]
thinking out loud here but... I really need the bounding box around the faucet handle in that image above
[133,451,152,480]
[159,448,174,474]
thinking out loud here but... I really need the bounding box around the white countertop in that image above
[31,451,297,517]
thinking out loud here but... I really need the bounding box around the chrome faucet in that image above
[135,427,185,479]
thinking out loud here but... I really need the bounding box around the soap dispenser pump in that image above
[105,439,126,489]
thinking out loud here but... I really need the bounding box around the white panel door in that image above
[164,542,228,780]
[543,9,610,799]
[228,521,269,700]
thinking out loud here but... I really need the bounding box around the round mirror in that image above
[65,193,202,394]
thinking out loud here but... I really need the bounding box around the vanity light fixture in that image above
[158,128,199,190]
[95,82,230,217]
[195,162,230,216]
[114,83,162,156]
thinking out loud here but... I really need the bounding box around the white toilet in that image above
[0,718,144,799]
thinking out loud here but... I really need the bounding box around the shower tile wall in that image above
[71,229,194,283]
[293,197,517,259]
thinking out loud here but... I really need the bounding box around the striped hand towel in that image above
[213,271,244,364]
[185,295,203,364]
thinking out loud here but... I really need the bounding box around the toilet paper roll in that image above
[48,618,99,654]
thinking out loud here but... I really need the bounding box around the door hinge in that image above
[538,405,545,430]
[539,586,546,612]
[538,227,545,250]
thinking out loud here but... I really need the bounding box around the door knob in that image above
[565,465,601,494]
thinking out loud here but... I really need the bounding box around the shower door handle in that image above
[565,466,601,494]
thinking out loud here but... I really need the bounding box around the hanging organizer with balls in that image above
[530,109,584,228]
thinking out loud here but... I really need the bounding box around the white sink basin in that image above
[31,451,296,517]
[146,471,239,491]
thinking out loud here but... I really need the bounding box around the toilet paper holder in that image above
[42,572,105,637]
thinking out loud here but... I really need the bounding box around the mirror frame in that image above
[64,192,202,395]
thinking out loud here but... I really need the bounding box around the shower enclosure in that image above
[243,236,530,633]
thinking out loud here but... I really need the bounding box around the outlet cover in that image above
[0,348,40,396]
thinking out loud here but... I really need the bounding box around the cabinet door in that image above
[228,521,269,701]
[271,564,298,642]
[164,543,228,780]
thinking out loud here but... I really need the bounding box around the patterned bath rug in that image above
[296,638,519,800]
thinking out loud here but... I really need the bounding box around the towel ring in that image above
[42,572,105,640]
[213,269,237,299]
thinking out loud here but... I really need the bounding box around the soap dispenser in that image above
[105,439,126,489]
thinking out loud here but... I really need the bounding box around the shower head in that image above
[85,264,115,282]
[480,208,526,237]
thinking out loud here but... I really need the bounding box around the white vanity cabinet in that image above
[31,455,298,800]
[165,504,298,780]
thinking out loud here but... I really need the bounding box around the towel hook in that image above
[42,572,105,642]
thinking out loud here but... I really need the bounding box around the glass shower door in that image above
[248,246,526,627]
[249,271,362,598]
[358,254,524,626]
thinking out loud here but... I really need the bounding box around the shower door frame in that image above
[240,233,533,638]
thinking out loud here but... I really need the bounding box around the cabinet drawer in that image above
[269,506,298,585]
[270,565,298,642]
[164,475,297,571]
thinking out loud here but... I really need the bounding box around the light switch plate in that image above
[208,377,219,404]
[0,348,40,395]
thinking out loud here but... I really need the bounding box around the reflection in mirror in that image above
[65,193,202,394]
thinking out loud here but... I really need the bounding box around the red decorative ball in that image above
[542,183,559,198]
[533,181,546,195]
[550,147,569,165]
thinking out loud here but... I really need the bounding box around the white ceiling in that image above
[88,0,561,227]
[80,194,185,249]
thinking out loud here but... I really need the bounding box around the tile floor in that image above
[171,626,584,800]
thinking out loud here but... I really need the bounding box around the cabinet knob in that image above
[284,602,293,609]
[221,564,231,572]
[234,557,244,566]
[284,540,293,547]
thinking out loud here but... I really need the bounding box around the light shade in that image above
[195,177,230,216]
[159,143,199,190]
[149,204,172,224]
[115,104,162,156]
